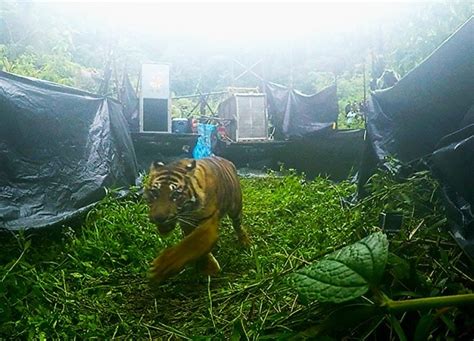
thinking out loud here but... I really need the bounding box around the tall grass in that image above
[1,171,472,339]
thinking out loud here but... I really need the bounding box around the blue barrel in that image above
[171,118,190,134]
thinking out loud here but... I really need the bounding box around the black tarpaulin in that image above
[430,124,474,257]
[366,17,473,163]
[361,17,474,257]
[265,82,338,138]
[120,73,139,132]
[0,71,138,231]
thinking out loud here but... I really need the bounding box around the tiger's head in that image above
[143,159,200,235]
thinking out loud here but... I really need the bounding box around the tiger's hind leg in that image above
[230,211,250,246]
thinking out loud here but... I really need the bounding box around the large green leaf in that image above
[290,232,388,304]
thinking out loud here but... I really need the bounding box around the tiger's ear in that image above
[185,159,196,172]
[150,160,165,172]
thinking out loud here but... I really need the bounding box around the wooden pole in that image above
[363,62,367,104]
[112,52,120,102]
[289,42,294,88]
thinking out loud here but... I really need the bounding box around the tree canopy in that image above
[0,1,471,116]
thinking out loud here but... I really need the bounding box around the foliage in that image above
[171,97,196,118]
[0,42,86,88]
[1,170,472,339]
[291,232,388,304]
[384,1,472,76]
[1,1,471,125]
[288,170,474,339]
[289,231,474,339]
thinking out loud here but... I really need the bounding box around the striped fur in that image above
[144,156,249,283]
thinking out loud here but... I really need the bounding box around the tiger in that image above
[143,156,250,283]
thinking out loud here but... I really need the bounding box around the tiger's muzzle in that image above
[150,215,177,235]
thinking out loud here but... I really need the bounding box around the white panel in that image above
[141,64,170,99]
[139,63,171,132]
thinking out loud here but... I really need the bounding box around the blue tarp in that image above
[192,123,216,159]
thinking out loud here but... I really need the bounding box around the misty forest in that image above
[1,1,473,339]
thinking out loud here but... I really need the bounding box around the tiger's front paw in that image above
[150,248,182,283]
[197,253,221,276]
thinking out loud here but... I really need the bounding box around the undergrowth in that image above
[1,170,472,339]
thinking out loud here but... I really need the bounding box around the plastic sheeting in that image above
[192,123,216,159]
[361,17,474,257]
[265,82,339,138]
[366,18,473,163]
[0,71,138,231]
[430,124,474,257]
[120,73,139,132]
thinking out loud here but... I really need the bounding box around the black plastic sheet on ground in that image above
[360,17,474,257]
[265,82,339,138]
[0,71,138,231]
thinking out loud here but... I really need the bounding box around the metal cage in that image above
[217,93,268,142]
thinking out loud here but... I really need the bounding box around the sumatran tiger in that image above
[143,156,250,283]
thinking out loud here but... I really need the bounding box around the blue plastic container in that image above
[171,118,190,134]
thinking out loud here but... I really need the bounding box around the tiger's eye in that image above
[144,188,159,203]
[171,190,182,201]
[143,192,152,203]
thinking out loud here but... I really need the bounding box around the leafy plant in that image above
[291,232,388,304]
[289,232,474,339]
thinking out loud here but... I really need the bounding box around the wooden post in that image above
[200,96,206,116]
[113,53,120,103]
[363,62,366,104]
[289,42,294,88]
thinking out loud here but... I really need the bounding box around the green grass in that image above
[1,170,472,339]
